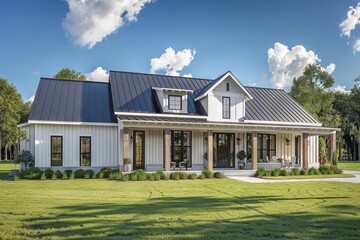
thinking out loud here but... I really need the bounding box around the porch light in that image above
[286,138,290,145]
[237,137,241,145]
[130,135,133,143]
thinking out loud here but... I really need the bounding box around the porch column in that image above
[251,131,257,170]
[207,131,213,171]
[329,132,336,162]
[123,128,130,159]
[164,129,171,171]
[302,133,309,168]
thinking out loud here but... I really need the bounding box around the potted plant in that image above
[123,158,131,172]
[237,150,247,169]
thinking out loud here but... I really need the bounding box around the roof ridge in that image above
[245,86,286,91]
[40,77,109,84]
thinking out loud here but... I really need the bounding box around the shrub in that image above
[330,165,343,174]
[13,175,20,181]
[154,173,161,181]
[20,167,42,179]
[15,150,34,169]
[280,169,289,176]
[85,169,95,178]
[188,173,197,180]
[202,168,213,179]
[309,167,317,175]
[123,158,131,165]
[122,174,129,182]
[332,149,339,166]
[198,173,206,179]
[97,171,104,179]
[69,172,75,179]
[319,166,331,175]
[135,169,146,181]
[99,167,111,178]
[40,172,46,180]
[62,172,68,180]
[74,169,86,178]
[84,172,90,179]
[255,168,266,177]
[148,174,155,181]
[264,170,272,177]
[291,168,300,176]
[55,170,63,179]
[51,172,57,180]
[109,171,122,180]
[179,172,188,179]
[156,171,166,180]
[170,172,180,180]
[300,168,309,176]
[213,172,225,179]
[44,168,54,179]
[64,170,73,178]
[130,174,138,181]
[92,172,97,179]
[271,168,281,177]
[164,174,170,180]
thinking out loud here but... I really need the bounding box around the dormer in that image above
[152,87,193,114]
[195,71,252,122]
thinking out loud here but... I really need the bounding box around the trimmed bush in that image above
[122,174,129,182]
[291,168,300,176]
[330,165,343,174]
[62,172,68,180]
[309,167,317,175]
[69,172,75,179]
[156,171,166,180]
[202,168,213,179]
[213,172,225,179]
[170,172,180,180]
[99,167,111,178]
[20,167,42,179]
[44,168,54,179]
[64,170,73,178]
[271,168,281,177]
[51,172,57,180]
[130,174,138,181]
[164,174,170,180]
[188,173,197,180]
[280,169,289,176]
[92,172,97,179]
[154,173,161,181]
[179,172,188,179]
[198,173,206,179]
[97,171,104,179]
[319,166,331,175]
[300,168,309,176]
[13,175,20,181]
[55,170,63,179]
[255,168,266,177]
[85,169,95,178]
[148,174,155,181]
[264,170,272,177]
[40,172,46,180]
[74,169,86,178]
[109,171,122,180]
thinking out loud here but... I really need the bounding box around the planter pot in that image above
[123,164,132,172]
[238,160,246,169]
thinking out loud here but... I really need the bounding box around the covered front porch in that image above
[118,116,338,171]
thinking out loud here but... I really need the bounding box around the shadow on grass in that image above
[22,195,360,239]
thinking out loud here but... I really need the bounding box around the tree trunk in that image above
[358,142,360,161]
[4,145,8,160]
[339,142,342,161]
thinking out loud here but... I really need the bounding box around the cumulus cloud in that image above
[26,95,35,103]
[323,63,336,75]
[183,74,192,78]
[63,0,151,48]
[354,39,360,53]
[150,47,195,76]
[334,85,350,94]
[267,42,336,89]
[87,67,109,82]
[339,3,360,37]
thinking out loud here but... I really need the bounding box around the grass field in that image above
[262,174,354,180]
[1,177,360,239]
[338,161,360,171]
[0,160,18,179]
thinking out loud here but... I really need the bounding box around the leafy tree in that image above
[0,77,24,160]
[19,101,31,124]
[54,68,86,80]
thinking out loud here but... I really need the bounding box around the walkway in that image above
[227,170,360,183]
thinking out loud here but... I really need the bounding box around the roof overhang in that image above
[243,120,322,127]
[115,112,208,119]
[194,71,253,101]
[152,87,193,93]
[26,120,118,127]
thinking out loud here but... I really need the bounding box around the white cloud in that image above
[183,74,192,78]
[63,0,151,48]
[150,47,195,76]
[354,39,360,53]
[250,83,257,87]
[339,3,360,37]
[334,85,350,94]
[26,95,35,103]
[87,67,109,82]
[267,42,336,89]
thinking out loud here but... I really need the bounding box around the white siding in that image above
[34,124,118,168]
[276,133,296,159]
[192,131,205,168]
[155,90,189,114]
[145,129,163,167]
[19,125,35,155]
[308,135,319,168]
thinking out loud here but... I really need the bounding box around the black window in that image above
[222,97,230,119]
[168,95,182,110]
[171,131,192,167]
[80,137,91,166]
[246,133,276,162]
[226,82,230,91]
[51,136,62,166]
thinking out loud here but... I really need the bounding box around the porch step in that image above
[219,169,255,177]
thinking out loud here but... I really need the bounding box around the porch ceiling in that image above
[118,116,339,135]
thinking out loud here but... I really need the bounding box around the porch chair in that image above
[170,162,176,171]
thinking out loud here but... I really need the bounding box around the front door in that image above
[214,133,235,168]
[133,131,145,170]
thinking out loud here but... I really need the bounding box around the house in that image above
[18,71,338,172]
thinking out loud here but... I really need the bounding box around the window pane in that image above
[80,137,91,166]
[183,132,191,146]
[51,136,62,166]
[270,135,276,149]
[81,154,91,166]
[169,95,182,110]
[222,97,230,119]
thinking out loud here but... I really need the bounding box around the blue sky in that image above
[0,0,359,101]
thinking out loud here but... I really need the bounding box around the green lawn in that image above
[262,174,354,180]
[338,161,360,171]
[1,178,360,239]
[0,160,19,179]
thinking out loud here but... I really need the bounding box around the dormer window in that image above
[222,97,230,119]
[226,82,230,91]
[168,95,182,110]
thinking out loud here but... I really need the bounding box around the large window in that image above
[168,95,182,110]
[80,137,91,166]
[51,136,62,166]
[171,131,192,167]
[246,133,276,162]
[222,97,230,119]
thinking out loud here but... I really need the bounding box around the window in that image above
[226,82,230,91]
[222,97,230,119]
[246,133,276,162]
[80,137,91,166]
[171,131,192,167]
[51,136,62,166]
[168,95,182,110]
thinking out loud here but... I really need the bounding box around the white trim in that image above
[115,112,208,119]
[17,122,32,128]
[194,71,253,101]
[243,120,322,127]
[28,120,118,126]
[152,87,193,93]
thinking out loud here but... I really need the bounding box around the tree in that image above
[19,101,31,124]
[54,68,86,80]
[290,64,335,119]
[0,77,24,160]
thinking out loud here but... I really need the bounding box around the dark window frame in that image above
[246,133,276,161]
[226,82,230,91]
[222,97,230,119]
[80,136,91,166]
[170,130,192,167]
[168,95,182,110]
[51,136,63,166]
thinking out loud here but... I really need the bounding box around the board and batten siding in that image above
[34,124,118,168]
[308,135,319,168]
[19,124,35,155]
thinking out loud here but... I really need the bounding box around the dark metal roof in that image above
[119,116,207,123]
[29,78,117,123]
[109,71,211,115]
[195,71,229,98]
[245,87,320,124]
